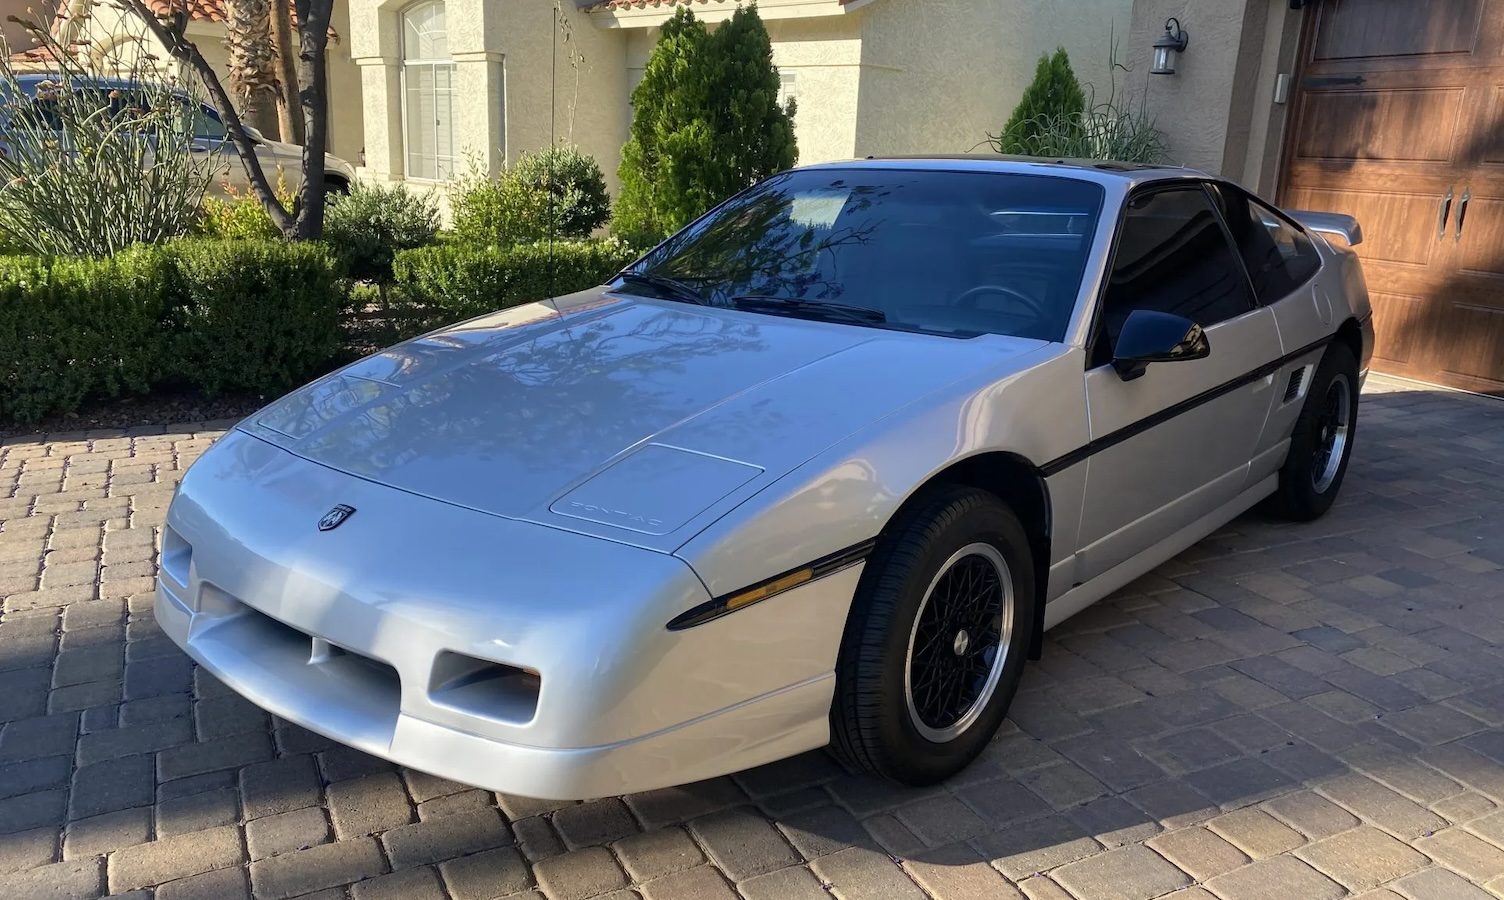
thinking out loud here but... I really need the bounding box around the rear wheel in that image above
[830,487,1035,785]
[1267,341,1359,521]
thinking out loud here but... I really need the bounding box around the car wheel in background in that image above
[830,486,1035,785]
[1267,341,1360,521]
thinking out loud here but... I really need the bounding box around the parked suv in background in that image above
[0,74,356,197]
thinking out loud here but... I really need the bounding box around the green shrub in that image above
[0,248,175,423]
[615,5,797,244]
[392,238,638,326]
[451,146,612,246]
[991,48,1087,156]
[323,183,441,282]
[165,240,346,396]
[195,182,293,241]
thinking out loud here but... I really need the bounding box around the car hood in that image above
[242,289,1048,550]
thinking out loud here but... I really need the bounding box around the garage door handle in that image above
[1438,187,1453,239]
[1456,188,1471,242]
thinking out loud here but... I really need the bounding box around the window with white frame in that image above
[401,1,456,181]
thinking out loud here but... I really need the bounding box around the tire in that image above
[830,486,1036,785]
[1267,341,1359,521]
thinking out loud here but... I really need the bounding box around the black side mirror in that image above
[1112,309,1210,381]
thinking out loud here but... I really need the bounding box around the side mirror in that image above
[1112,309,1210,381]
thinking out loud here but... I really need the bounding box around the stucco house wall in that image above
[352,0,1137,204]
[1124,0,1303,195]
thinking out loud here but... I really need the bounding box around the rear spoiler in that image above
[1289,210,1363,246]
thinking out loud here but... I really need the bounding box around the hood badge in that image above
[318,504,357,531]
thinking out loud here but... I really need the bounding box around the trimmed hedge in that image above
[1,239,346,425]
[0,248,175,423]
[392,238,639,326]
[165,240,346,397]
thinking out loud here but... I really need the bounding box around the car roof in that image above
[795,154,1209,190]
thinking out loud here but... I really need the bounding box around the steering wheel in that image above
[955,285,1050,322]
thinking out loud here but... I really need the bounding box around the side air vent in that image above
[1284,367,1307,403]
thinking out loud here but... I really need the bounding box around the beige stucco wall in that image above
[852,0,1134,157]
[351,0,628,204]
[1,0,41,53]
[1125,0,1302,194]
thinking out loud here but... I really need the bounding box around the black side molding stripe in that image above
[667,539,877,631]
[1040,335,1335,477]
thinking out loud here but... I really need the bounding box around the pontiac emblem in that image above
[318,504,356,531]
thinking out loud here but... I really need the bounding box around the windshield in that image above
[625,168,1105,340]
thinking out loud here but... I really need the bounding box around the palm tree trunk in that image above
[270,1,304,144]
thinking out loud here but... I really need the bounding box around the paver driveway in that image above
[2,375,1504,900]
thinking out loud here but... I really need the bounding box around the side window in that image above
[189,103,228,141]
[1211,184,1321,303]
[1093,186,1255,367]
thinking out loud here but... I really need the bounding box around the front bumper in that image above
[155,430,855,798]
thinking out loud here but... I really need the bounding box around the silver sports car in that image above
[156,158,1373,799]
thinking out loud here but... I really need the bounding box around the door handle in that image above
[1456,187,1471,241]
[1438,187,1454,239]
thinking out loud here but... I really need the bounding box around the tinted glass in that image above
[189,103,227,140]
[1211,184,1321,303]
[1094,186,1254,366]
[630,169,1106,340]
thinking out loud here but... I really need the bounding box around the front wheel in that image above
[829,487,1035,785]
[1267,341,1359,521]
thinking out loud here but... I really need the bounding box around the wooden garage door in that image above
[1280,0,1504,394]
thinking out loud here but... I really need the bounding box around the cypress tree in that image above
[615,4,797,244]
[995,48,1087,156]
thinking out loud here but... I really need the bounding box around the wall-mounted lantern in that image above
[1151,17,1189,75]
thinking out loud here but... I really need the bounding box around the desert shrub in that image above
[392,238,637,326]
[0,27,218,255]
[323,182,441,282]
[195,175,297,241]
[614,5,796,244]
[165,239,346,396]
[0,248,176,423]
[450,146,611,246]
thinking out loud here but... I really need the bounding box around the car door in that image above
[1074,183,1282,581]
[1208,183,1327,486]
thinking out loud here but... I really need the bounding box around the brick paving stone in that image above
[350,866,446,900]
[552,797,638,850]
[248,837,387,900]
[0,824,60,873]
[736,865,830,900]
[894,793,991,847]
[639,865,737,900]
[63,807,151,860]
[0,788,67,834]
[1051,844,1192,900]
[1296,825,1428,891]
[1316,772,1448,840]
[690,807,799,882]
[776,806,872,866]
[1147,826,1250,880]
[1203,855,1345,900]
[155,867,251,900]
[416,788,491,820]
[612,828,707,884]
[1434,791,1495,825]
[809,846,926,899]
[156,732,273,781]
[106,824,244,892]
[1207,808,1305,858]
[239,755,321,819]
[246,807,331,860]
[1391,867,1495,900]
[0,857,102,900]
[327,772,415,838]
[513,815,565,862]
[1263,790,1360,839]
[532,847,627,900]
[622,778,747,829]
[903,843,1025,899]
[1414,827,1504,883]
[155,787,238,836]
[972,813,1101,879]
[380,807,509,870]
[438,847,532,900]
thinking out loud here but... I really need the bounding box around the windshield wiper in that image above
[730,295,887,324]
[615,271,707,305]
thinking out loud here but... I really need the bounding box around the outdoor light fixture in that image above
[1151,17,1189,75]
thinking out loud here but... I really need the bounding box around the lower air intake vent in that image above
[1284,367,1307,403]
